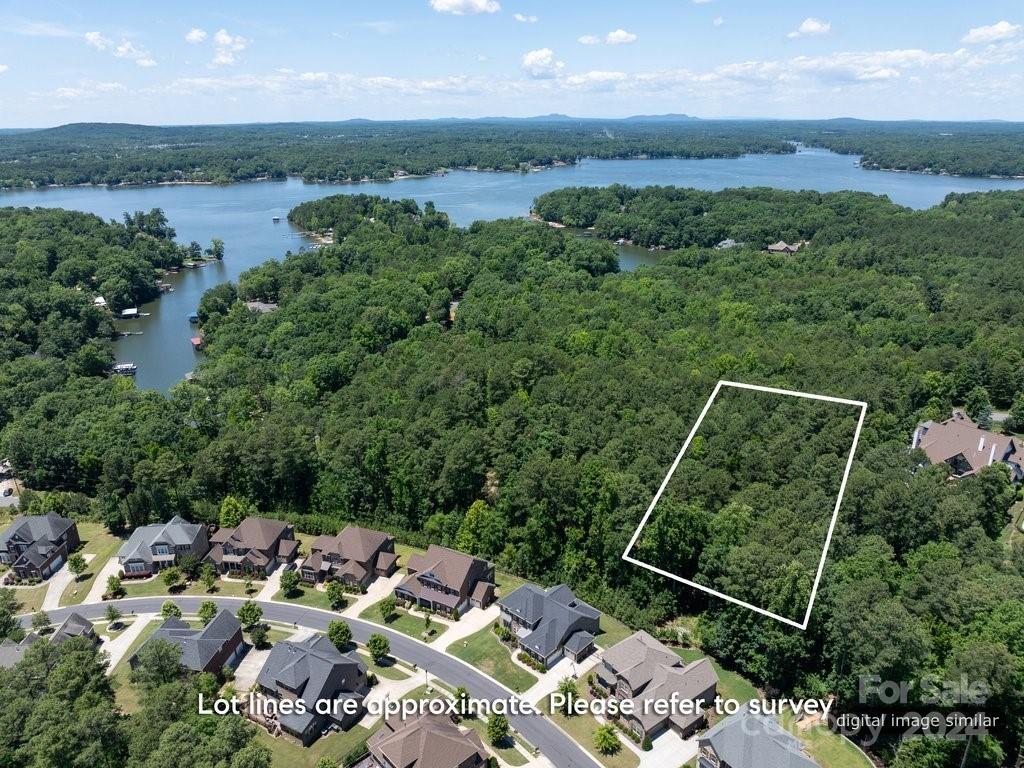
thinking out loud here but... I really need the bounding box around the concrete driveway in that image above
[524,653,602,704]
[255,567,284,601]
[433,604,499,651]
[342,572,404,618]
[232,645,269,693]
[639,730,695,768]
[42,554,94,611]
[85,557,123,604]
[102,613,157,671]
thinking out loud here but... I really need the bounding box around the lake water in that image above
[3,147,1024,392]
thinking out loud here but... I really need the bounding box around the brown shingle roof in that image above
[913,410,1022,477]
[368,713,486,768]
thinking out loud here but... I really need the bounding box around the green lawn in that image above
[543,688,639,768]
[272,585,345,612]
[10,583,47,614]
[94,618,135,641]
[254,722,378,768]
[779,709,873,768]
[358,599,448,642]
[60,521,125,606]
[448,626,537,692]
[595,614,634,649]
[356,649,411,680]
[111,618,160,713]
[122,577,251,599]
[459,714,529,766]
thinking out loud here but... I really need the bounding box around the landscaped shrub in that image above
[516,651,547,673]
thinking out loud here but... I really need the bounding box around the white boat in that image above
[112,362,138,376]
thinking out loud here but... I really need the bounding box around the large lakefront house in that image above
[0,513,80,581]
[394,544,495,617]
[300,525,399,587]
[498,583,600,667]
[255,634,369,745]
[117,515,210,577]
[206,517,299,575]
[596,630,719,742]
[912,409,1024,481]
[698,706,820,768]
[367,713,489,768]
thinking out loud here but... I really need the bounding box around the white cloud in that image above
[962,20,1021,44]
[513,13,538,23]
[299,71,329,82]
[85,31,155,66]
[53,80,126,100]
[356,21,399,34]
[0,65,8,74]
[212,28,249,66]
[521,47,563,78]
[579,29,638,45]
[429,0,500,15]
[788,18,831,38]
[185,28,208,44]
[713,16,724,27]
[605,29,637,45]
[692,0,714,4]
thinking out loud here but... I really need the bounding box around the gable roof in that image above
[499,583,601,658]
[913,410,1022,478]
[368,713,487,768]
[406,545,489,595]
[215,517,289,551]
[0,633,42,668]
[143,610,241,671]
[51,612,96,645]
[0,513,75,550]
[256,634,367,733]
[118,515,206,563]
[700,706,820,768]
[600,630,683,691]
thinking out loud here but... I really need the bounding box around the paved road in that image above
[24,597,600,768]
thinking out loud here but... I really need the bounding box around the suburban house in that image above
[117,515,210,577]
[498,583,601,667]
[0,611,99,668]
[394,545,495,617]
[698,706,820,768]
[367,713,489,768]
[596,630,719,741]
[912,409,1024,481]
[0,513,80,581]
[206,517,299,575]
[766,240,807,254]
[255,634,369,745]
[300,525,399,587]
[131,610,245,674]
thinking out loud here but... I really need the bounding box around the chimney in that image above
[978,436,985,453]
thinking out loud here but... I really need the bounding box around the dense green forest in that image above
[631,386,862,624]
[0,628,271,768]
[2,187,1024,766]
[2,118,1023,188]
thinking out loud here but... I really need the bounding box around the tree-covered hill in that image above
[2,188,1024,765]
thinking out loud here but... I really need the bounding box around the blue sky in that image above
[0,0,1022,126]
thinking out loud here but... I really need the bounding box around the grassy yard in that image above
[448,626,537,693]
[272,584,346,612]
[356,649,411,680]
[999,501,1024,552]
[254,722,378,768]
[60,521,125,606]
[543,687,639,768]
[779,709,873,768]
[94,618,135,641]
[10,583,47,614]
[358,599,448,643]
[122,576,252,599]
[111,618,160,713]
[459,714,530,766]
[595,614,634,650]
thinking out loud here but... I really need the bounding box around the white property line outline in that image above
[622,380,868,631]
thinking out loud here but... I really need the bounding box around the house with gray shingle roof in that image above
[0,633,41,668]
[499,583,600,667]
[596,630,719,741]
[130,609,245,674]
[255,634,368,745]
[395,545,495,617]
[0,611,98,668]
[0,513,80,581]
[118,515,210,577]
[300,525,399,587]
[206,517,298,576]
[367,712,489,768]
[698,705,820,768]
